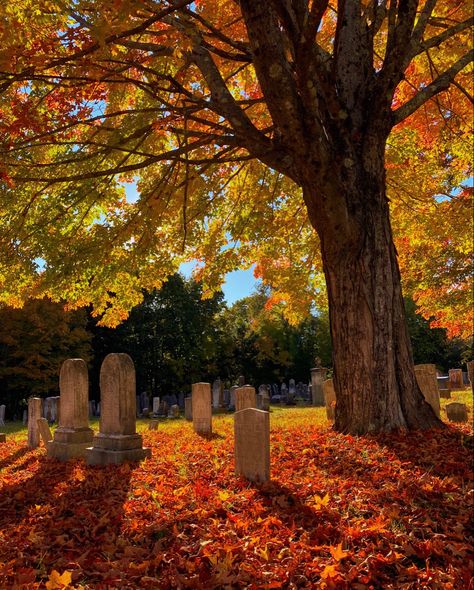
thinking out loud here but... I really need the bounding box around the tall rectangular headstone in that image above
[466,361,473,392]
[192,382,212,435]
[212,378,223,409]
[28,397,42,449]
[322,379,336,421]
[414,364,441,418]
[86,354,151,465]
[152,397,160,415]
[235,386,256,412]
[185,397,193,421]
[234,408,270,483]
[47,358,94,461]
[310,367,327,406]
[449,368,464,390]
[0,405,5,427]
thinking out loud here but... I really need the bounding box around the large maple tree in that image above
[0,0,472,433]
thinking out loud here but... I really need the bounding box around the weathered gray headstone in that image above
[169,404,179,418]
[310,367,327,406]
[414,364,441,418]
[47,358,94,461]
[229,385,238,409]
[445,402,468,423]
[448,368,464,390]
[467,361,473,392]
[185,397,193,421]
[22,409,27,425]
[235,386,257,412]
[152,397,160,415]
[86,353,151,465]
[234,408,270,483]
[37,418,53,444]
[212,378,223,409]
[192,382,212,435]
[322,379,336,421]
[28,397,42,449]
[0,405,5,427]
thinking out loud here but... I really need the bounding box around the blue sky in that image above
[124,183,258,305]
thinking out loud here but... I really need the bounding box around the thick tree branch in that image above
[392,49,474,124]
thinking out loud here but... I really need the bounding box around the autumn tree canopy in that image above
[0,0,472,433]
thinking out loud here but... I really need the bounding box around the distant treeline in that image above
[0,274,470,417]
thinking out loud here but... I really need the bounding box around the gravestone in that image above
[257,392,270,411]
[47,358,94,461]
[310,367,327,406]
[86,354,151,465]
[448,369,464,390]
[445,402,468,423]
[288,379,296,398]
[0,405,5,427]
[238,375,246,387]
[322,379,336,421]
[223,389,230,407]
[43,398,53,423]
[37,418,53,444]
[467,361,474,392]
[51,397,60,422]
[0,433,5,443]
[89,400,96,417]
[177,392,185,408]
[152,397,160,415]
[212,378,223,409]
[229,385,238,409]
[22,409,27,425]
[28,397,42,449]
[235,386,257,412]
[169,404,179,418]
[437,376,451,398]
[158,400,168,416]
[148,420,159,431]
[234,408,270,483]
[140,391,149,413]
[414,364,441,418]
[192,382,212,435]
[280,383,288,400]
[185,397,193,421]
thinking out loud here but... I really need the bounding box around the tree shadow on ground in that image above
[0,453,135,588]
[0,445,35,472]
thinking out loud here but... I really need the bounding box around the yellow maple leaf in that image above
[329,542,349,561]
[313,493,330,510]
[45,570,72,590]
[320,564,339,579]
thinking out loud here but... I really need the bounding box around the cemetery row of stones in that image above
[0,354,269,481]
[0,358,472,467]
[2,363,471,426]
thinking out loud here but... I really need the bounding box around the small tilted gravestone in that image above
[169,404,179,418]
[235,386,256,412]
[86,353,151,465]
[148,420,159,431]
[192,382,212,435]
[37,418,53,444]
[234,408,270,483]
[322,379,336,421]
[414,364,441,418]
[28,398,42,449]
[184,397,192,421]
[445,402,469,423]
[47,358,94,461]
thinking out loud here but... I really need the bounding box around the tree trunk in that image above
[302,137,443,435]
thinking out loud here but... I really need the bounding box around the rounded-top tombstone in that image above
[59,358,88,430]
[86,353,150,465]
[47,358,94,461]
[99,353,136,436]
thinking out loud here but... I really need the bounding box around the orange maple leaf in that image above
[329,542,349,561]
[45,569,72,590]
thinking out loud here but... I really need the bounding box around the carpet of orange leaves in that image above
[0,408,472,589]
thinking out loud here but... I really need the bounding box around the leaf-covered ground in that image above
[0,400,472,589]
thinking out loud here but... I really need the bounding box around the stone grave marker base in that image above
[47,427,94,461]
[86,433,150,465]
